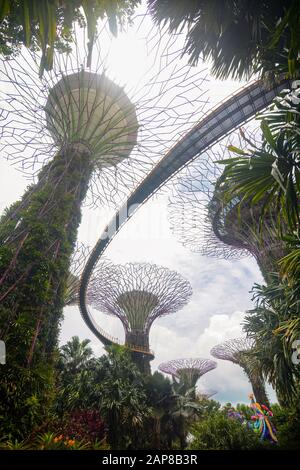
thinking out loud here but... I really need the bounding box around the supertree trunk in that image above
[151,416,162,449]
[126,331,152,375]
[249,375,270,407]
[215,200,288,283]
[131,350,152,375]
[243,362,270,407]
[87,264,192,376]
[0,143,92,437]
[126,331,150,351]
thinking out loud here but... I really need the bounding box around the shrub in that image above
[0,432,109,451]
[61,409,106,443]
[272,401,300,449]
[189,412,265,450]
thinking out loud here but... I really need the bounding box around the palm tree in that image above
[161,376,201,449]
[216,86,300,406]
[219,87,300,233]
[59,336,94,374]
[143,372,173,448]
[279,232,300,283]
[244,276,300,403]
[170,393,201,449]
[147,0,299,79]
[96,346,150,449]
[55,337,95,415]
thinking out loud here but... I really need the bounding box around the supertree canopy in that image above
[45,71,138,167]
[87,262,192,373]
[0,18,208,435]
[0,23,208,206]
[159,358,217,395]
[211,337,270,406]
[168,124,287,279]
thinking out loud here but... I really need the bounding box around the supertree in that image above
[0,18,208,434]
[159,358,217,398]
[168,123,287,280]
[86,262,192,373]
[210,337,270,406]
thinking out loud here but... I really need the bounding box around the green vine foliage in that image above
[0,146,92,438]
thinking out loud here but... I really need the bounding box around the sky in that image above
[0,3,276,405]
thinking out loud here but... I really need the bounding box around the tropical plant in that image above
[169,391,202,449]
[55,366,98,416]
[279,231,300,282]
[35,432,90,450]
[0,438,31,450]
[0,432,108,450]
[0,147,94,437]
[59,336,93,375]
[97,346,150,449]
[218,86,300,233]
[147,0,300,80]
[214,85,300,405]
[244,276,300,403]
[60,409,106,444]
[0,0,140,76]
[35,432,64,450]
[55,337,100,416]
[142,371,174,449]
[195,397,221,419]
[271,397,300,449]
[171,374,198,400]
[188,412,265,450]
[143,371,204,449]
[55,343,152,449]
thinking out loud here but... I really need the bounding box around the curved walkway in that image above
[79,77,290,351]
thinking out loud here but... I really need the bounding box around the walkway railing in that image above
[88,316,155,356]
[79,77,291,354]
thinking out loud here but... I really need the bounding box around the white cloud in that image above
[61,301,276,405]
[0,160,28,213]
[1,158,274,405]
[0,29,272,406]
[151,311,250,403]
[57,190,274,405]
[151,310,276,404]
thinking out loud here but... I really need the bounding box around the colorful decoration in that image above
[248,394,278,443]
[227,395,277,444]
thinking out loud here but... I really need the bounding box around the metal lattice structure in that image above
[211,337,270,406]
[211,337,255,364]
[158,358,217,386]
[0,20,209,209]
[168,118,288,276]
[87,261,192,371]
[168,126,257,260]
[79,77,290,345]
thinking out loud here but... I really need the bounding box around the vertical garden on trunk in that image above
[0,145,93,436]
